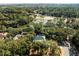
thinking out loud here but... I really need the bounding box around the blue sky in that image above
[0,0,79,4]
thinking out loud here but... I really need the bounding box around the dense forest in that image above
[0,4,79,56]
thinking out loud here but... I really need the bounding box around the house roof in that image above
[13,34,22,40]
[0,33,4,35]
[0,33,5,39]
[34,35,46,41]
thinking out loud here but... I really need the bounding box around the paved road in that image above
[60,41,79,56]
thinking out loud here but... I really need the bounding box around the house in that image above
[64,18,68,23]
[64,18,75,24]
[0,32,8,39]
[13,34,23,40]
[21,32,27,35]
[13,32,28,40]
[33,35,46,42]
[0,33,4,39]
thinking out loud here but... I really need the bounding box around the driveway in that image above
[60,41,79,56]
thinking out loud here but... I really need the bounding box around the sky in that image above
[0,0,79,4]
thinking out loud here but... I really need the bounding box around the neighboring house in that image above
[64,18,68,23]
[21,32,27,35]
[29,15,35,18]
[13,32,28,40]
[33,35,46,42]
[0,32,8,39]
[13,34,22,40]
[64,18,74,24]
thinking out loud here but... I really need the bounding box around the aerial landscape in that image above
[0,4,79,56]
